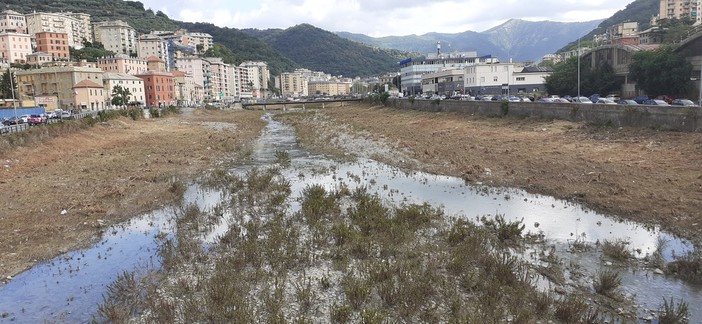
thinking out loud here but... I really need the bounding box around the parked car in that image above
[0,123,7,134]
[572,96,593,104]
[27,114,46,125]
[670,99,697,106]
[655,95,674,104]
[617,99,639,105]
[553,98,571,103]
[45,111,58,119]
[60,111,73,119]
[18,115,30,123]
[633,95,650,104]
[596,98,617,105]
[605,94,621,101]
[537,97,557,103]
[643,99,670,106]
[3,116,24,125]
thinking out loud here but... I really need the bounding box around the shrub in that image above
[658,297,689,324]
[593,269,622,297]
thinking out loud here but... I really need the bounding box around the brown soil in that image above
[280,104,702,243]
[0,109,265,279]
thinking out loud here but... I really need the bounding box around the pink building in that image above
[0,32,31,63]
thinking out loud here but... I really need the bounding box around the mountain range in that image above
[336,19,603,62]
[4,0,658,77]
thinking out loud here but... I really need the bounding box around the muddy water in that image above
[0,113,699,322]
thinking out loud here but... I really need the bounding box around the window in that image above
[493,76,498,82]
[516,77,525,81]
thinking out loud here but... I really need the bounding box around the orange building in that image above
[35,32,69,60]
[136,71,175,107]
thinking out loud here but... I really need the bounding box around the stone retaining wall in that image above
[387,99,701,132]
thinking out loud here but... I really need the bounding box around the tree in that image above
[629,47,693,97]
[544,57,579,96]
[111,85,132,106]
[0,70,17,100]
[545,57,620,96]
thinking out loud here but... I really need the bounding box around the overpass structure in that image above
[581,44,660,98]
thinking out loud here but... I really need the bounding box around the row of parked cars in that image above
[536,94,699,107]
[1,110,73,133]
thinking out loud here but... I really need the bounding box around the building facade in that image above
[308,80,352,96]
[93,20,137,55]
[238,61,270,99]
[0,10,27,33]
[464,63,551,95]
[280,72,308,98]
[26,52,53,66]
[399,52,498,96]
[97,54,148,75]
[103,72,146,107]
[0,32,32,63]
[136,71,175,107]
[25,12,92,48]
[73,79,105,111]
[15,65,104,111]
[34,32,69,60]
[659,0,701,25]
[420,68,464,96]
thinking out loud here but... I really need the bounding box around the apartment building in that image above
[171,70,203,106]
[25,12,92,48]
[206,57,239,102]
[279,72,308,98]
[137,34,168,67]
[175,56,210,100]
[93,20,137,55]
[399,51,498,96]
[463,63,551,95]
[135,70,176,107]
[34,32,69,60]
[103,72,146,107]
[0,10,27,33]
[420,68,464,96]
[189,32,214,52]
[239,61,270,99]
[15,65,104,111]
[0,32,32,63]
[97,54,148,75]
[308,80,352,96]
[659,0,702,25]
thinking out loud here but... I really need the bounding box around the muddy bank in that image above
[277,104,702,242]
[0,109,265,279]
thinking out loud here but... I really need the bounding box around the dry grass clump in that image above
[602,239,632,261]
[667,247,702,284]
[658,297,690,324]
[96,167,622,323]
[593,269,622,298]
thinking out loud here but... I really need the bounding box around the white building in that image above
[25,11,92,48]
[0,10,27,33]
[175,56,210,100]
[103,72,145,107]
[464,63,551,95]
[399,51,498,96]
[206,57,239,102]
[93,20,137,55]
[239,61,270,99]
[0,32,32,63]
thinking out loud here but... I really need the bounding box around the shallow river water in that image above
[0,114,700,322]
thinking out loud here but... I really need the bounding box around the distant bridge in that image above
[242,98,362,110]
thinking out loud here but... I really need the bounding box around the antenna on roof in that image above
[437,41,441,56]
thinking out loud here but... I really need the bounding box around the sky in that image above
[139,0,635,37]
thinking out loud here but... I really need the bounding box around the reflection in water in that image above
[0,114,699,322]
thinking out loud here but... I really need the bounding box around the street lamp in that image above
[577,36,581,99]
[8,69,17,120]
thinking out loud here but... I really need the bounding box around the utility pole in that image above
[577,37,581,100]
[8,68,17,120]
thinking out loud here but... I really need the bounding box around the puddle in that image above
[1,113,700,322]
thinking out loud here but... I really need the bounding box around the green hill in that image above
[242,24,412,77]
[4,0,406,76]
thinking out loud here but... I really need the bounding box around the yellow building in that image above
[25,12,92,48]
[659,0,702,25]
[97,54,148,75]
[280,72,308,98]
[15,66,104,112]
[308,80,351,97]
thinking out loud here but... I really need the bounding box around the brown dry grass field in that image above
[280,104,702,243]
[0,109,265,279]
[1,103,701,283]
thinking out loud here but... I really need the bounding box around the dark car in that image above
[671,99,697,106]
[643,99,670,106]
[2,116,24,125]
[633,95,650,104]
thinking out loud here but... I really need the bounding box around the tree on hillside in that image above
[629,47,692,97]
[111,85,132,106]
[203,44,237,64]
[71,40,114,62]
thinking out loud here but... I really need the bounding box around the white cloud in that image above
[139,0,635,36]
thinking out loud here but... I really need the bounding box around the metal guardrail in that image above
[1,110,100,136]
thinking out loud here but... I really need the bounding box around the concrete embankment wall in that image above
[386,99,702,133]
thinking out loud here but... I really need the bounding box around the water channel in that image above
[0,113,700,322]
